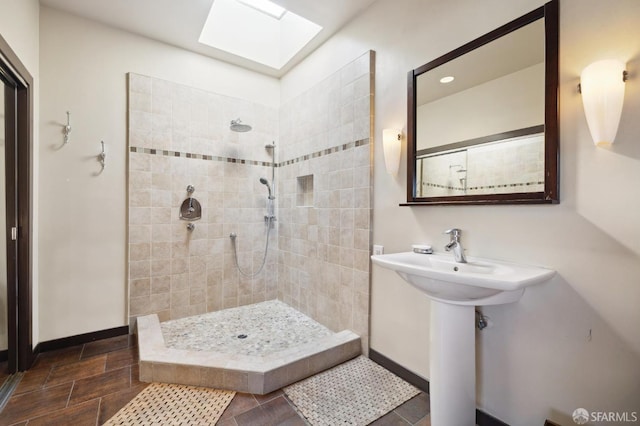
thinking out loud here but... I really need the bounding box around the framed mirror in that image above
[405,0,558,205]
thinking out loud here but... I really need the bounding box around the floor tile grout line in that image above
[95,397,102,426]
[42,354,107,388]
[42,362,55,389]
[392,409,414,425]
[392,403,420,425]
[218,416,238,426]
[18,396,104,425]
[43,354,111,391]
[249,393,261,408]
[413,413,431,426]
[66,380,76,408]
[256,392,282,406]
[283,393,310,425]
[75,365,136,406]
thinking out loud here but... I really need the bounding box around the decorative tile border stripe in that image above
[280,139,370,167]
[128,147,273,167]
[129,138,369,169]
[423,181,544,192]
[422,182,466,192]
[467,181,544,191]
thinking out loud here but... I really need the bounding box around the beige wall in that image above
[0,0,40,73]
[0,0,40,344]
[38,7,279,342]
[281,0,640,425]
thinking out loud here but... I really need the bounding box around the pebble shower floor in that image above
[160,300,333,356]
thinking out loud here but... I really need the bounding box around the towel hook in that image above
[63,111,72,145]
[99,141,106,170]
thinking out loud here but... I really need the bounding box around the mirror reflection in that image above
[416,128,544,197]
[415,19,544,152]
[406,0,558,205]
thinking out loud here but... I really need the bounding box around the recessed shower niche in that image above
[296,174,314,207]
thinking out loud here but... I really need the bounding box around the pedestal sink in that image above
[371,252,555,426]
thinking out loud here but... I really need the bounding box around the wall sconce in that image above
[382,129,402,175]
[580,59,628,147]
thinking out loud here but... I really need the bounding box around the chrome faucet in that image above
[444,228,467,263]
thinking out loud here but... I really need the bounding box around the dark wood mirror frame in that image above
[404,0,558,206]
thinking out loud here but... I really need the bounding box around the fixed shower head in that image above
[259,177,274,199]
[230,119,252,132]
[265,143,275,149]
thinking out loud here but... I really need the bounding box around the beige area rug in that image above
[103,383,235,425]
[284,356,420,426]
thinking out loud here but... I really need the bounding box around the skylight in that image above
[199,0,323,70]
[236,0,286,20]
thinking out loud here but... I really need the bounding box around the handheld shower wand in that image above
[229,176,277,278]
[259,177,274,200]
[260,177,276,222]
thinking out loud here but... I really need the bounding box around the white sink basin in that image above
[371,252,555,306]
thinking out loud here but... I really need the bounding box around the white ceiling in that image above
[39,0,378,78]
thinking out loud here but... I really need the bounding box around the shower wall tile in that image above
[128,73,278,326]
[131,279,150,298]
[277,51,374,353]
[151,276,171,294]
[129,243,150,261]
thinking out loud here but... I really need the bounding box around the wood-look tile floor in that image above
[0,335,431,425]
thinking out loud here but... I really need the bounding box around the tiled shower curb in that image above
[137,314,361,395]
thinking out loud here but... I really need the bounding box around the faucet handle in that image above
[444,228,462,237]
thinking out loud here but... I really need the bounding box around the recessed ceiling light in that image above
[440,76,455,84]
[236,0,287,20]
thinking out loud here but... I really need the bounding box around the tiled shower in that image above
[128,51,374,350]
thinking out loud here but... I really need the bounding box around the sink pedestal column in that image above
[430,301,476,426]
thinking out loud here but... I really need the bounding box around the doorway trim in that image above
[0,33,34,372]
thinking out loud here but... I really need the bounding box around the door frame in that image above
[0,33,34,372]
